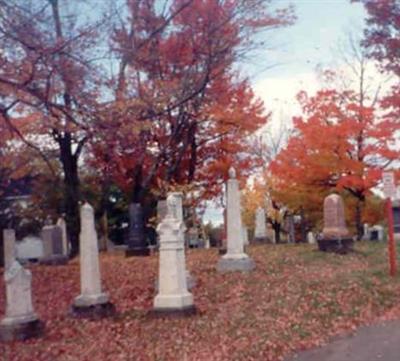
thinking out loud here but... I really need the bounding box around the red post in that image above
[387,198,397,276]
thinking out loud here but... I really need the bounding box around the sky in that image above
[202,0,369,226]
[252,0,367,126]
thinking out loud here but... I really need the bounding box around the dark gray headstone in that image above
[393,204,400,234]
[126,203,149,256]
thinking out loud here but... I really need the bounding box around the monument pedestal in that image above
[151,304,197,318]
[39,255,68,265]
[317,237,354,254]
[125,247,150,257]
[71,301,116,320]
[0,319,44,342]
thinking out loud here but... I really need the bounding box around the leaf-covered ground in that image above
[1,242,400,361]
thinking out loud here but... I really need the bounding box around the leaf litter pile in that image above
[2,242,400,361]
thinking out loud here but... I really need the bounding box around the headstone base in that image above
[218,248,227,255]
[125,248,150,257]
[0,319,44,342]
[70,302,116,320]
[150,305,197,318]
[253,237,268,243]
[39,255,68,266]
[317,238,354,254]
[217,257,255,273]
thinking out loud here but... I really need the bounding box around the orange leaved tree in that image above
[270,88,399,238]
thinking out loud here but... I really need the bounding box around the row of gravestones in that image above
[0,167,390,341]
[12,218,69,265]
[0,168,254,341]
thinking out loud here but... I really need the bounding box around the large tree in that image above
[270,87,399,238]
[91,0,294,213]
[0,0,104,255]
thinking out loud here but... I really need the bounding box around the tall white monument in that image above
[154,194,195,314]
[254,207,267,242]
[217,168,255,272]
[72,203,115,318]
[0,229,44,341]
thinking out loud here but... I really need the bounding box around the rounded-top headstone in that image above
[322,194,349,239]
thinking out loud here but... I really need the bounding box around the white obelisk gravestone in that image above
[0,229,43,341]
[217,168,255,272]
[154,194,195,314]
[72,203,114,318]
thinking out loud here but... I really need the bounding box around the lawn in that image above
[1,242,400,361]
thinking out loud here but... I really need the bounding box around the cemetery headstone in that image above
[125,203,150,256]
[317,194,353,253]
[254,207,267,242]
[393,200,400,242]
[71,203,115,319]
[242,226,249,246]
[16,236,43,262]
[0,229,44,341]
[40,224,68,265]
[266,224,275,244]
[56,216,69,256]
[153,194,196,315]
[217,168,255,272]
[307,231,316,244]
[362,223,370,241]
[370,225,384,242]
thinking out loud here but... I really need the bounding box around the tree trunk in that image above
[355,199,364,240]
[300,208,307,243]
[59,133,80,258]
[273,222,281,244]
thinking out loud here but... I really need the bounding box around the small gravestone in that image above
[16,236,43,262]
[71,203,115,319]
[362,223,370,241]
[125,203,150,257]
[317,194,353,253]
[307,231,316,244]
[153,194,195,316]
[40,225,68,265]
[217,168,255,272]
[393,200,400,242]
[242,226,249,246]
[56,216,69,256]
[0,229,44,341]
[254,207,267,243]
[370,225,384,242]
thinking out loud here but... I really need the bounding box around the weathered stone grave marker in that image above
[71,203,115,319]
[0,229,44,341]
[254,207,267,243]
[153,194,195,315]
[317,194,353,253]
[217,168,255,272]
[126,203,150,256]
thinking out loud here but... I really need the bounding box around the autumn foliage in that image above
[270,88,399,235]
